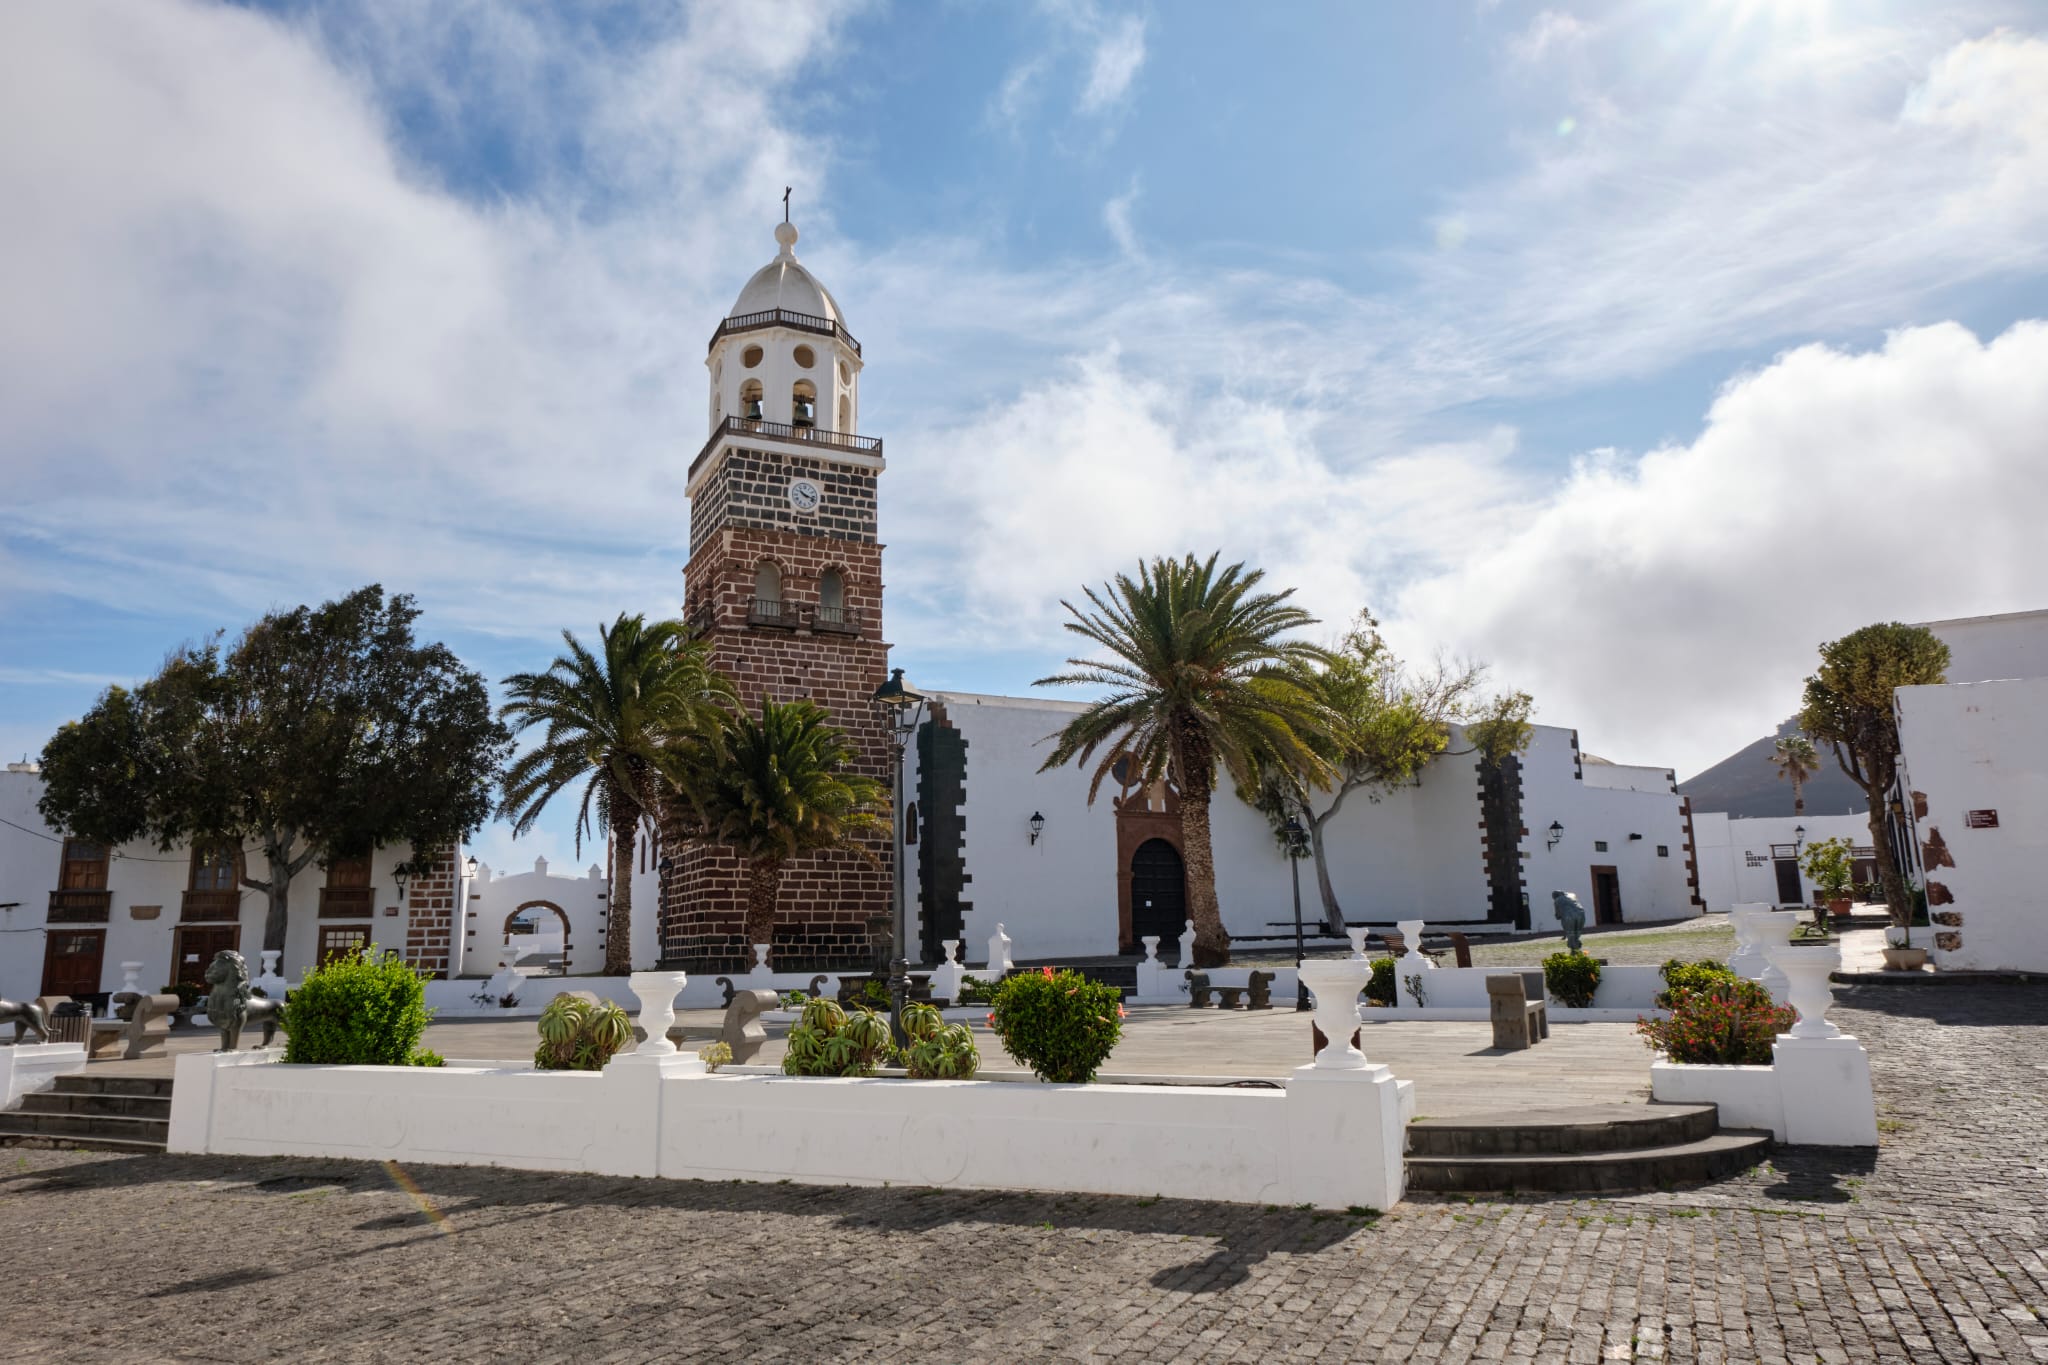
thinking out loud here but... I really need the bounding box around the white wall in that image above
[459,857,608,976]
[1689,812,1873,911]
[1518,727,1700,930]
[1895,677,2048,971]
[1924,610,2048,685]
[0,767,466,997]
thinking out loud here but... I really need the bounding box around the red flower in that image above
[1117,1004,1127,1019]
[1041,966,1055,979]
[985,1012,995,1025]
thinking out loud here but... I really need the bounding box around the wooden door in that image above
[1773,858,1803,905]
[41,929,105,997]
[171,925,240,993]
[1590,866,1623,926]
[1129,838,1188,950]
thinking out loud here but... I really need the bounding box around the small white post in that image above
[1727,904,1772,980]
[1344,928,1369,960]
[1767,939,1843,1039]
[1178,919,1197,967]
[1298,960,1372,1069]
[1140,936,1160,964]
[118,961,143,998]
[626,971,689,1055]
[987,923,1013,972]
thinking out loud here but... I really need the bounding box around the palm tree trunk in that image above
[741,856,783,965]
[606,795,640,976]
[1175,750,1231,966]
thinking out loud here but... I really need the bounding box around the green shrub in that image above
[410,1049,446,1068]
[857,978,891,1009]
[1637,979,1794,1065]
[780,991,810,1010]
[279,945,433,1066]
[1656,958,1736,1008]
[1364,958,1396,1007]
[1800,836,1855,901]
[957,974,997,1005]
[901,1002,980,1079]
[163,981,204,1010]
[533,994,634,1071]
[781,997,893,1077]
[987,967,1123,1084]
[1542,951,1601,1009]
[698,1041,734,1072]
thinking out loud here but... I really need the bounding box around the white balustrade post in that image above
[931,940,965,1004]
[1766,939,1842,1039]
[1297,960,1372,1069]
[1345,928,1369,961]
[749,944,774,978]
[1727,905,1772,980]
[118,961,143,998]
[626,971,689,1055]
[1754,911,1799,1004]
[988,923,1013,972]
[1140,936,1160,964]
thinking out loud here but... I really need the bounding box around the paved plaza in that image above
[6,980,2047,1363]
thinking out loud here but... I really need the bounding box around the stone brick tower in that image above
[659,219,894,973]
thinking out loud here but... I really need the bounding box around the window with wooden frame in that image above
[49,839,112,921]
[182,841,242,921]
[318,925,371,962]
[321,852,376,917]
[59,839,109,890]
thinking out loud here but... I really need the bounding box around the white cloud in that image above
[1079,14,1148,112]
[989,1,1146,131]
[1392,321,2048,777]
[1103,181,1143,257]
[1511,10,1590,65]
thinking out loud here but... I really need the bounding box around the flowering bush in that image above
[1637,979,1794,1065]
[987,967,1124,1083]
[1655,958,1737,1008]
[1542,951,1601,1008]
[781,996,892,1077]
[956,974,997,1005]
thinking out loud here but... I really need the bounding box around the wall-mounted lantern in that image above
[1546,821,1564,850]
[1794,824,1807,851]
[464,855,479,878]
[1627,832,1643,841]
[1028,811,1046,845]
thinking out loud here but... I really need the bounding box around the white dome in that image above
[728,221,846,326]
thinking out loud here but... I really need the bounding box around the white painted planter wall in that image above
[1,1043,86,1109]
[169,1049,1412,1211]
[1650,1036,1877,1146]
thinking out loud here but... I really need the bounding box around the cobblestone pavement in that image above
[4,981,2045,1363]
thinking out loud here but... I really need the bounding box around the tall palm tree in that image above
[1771,735,1822,816]
[499,615,733,975]
[670,698,890,961]
[1036,553,1331,967]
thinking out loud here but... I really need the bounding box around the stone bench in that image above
[87,993,179,1061]
[1486,974,1549,1051]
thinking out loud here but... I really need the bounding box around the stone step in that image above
[17,1090,172,1119]
[0,1111,170,1144]
[1407,1104,1719,1158]
[51,1074,174,1099]
[1405,1130,1772,1195]
[0,1131,169,1155]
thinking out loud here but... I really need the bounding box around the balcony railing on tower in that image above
[710,307,861,357]
[690,415,883,485]
[747,597,794,629]
[46,889,112,923]
[813,604,864,636]
[181,889,242,922]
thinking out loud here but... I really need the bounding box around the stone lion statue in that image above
[205,949,280,1052]
[1551,890,1587,955]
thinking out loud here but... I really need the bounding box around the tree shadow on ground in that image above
[1747,1146,1880,1204]
[1,1150,1376,1294]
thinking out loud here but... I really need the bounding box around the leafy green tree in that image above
[669,698,890,959]
[1770,735,1822,816]
[1244,613,1532,933]
[38,586,509,955]
[1036,553,1331,967]
[498,614,733,975]
[1796,622,1950,927]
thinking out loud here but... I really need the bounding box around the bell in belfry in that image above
[743,397,764,421]
[792,397,816,428]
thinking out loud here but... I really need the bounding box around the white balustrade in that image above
[1298,960,1372,1069]
[1766,939,1842,1039]
[626,971,689,1056]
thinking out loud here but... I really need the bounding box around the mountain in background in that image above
[1678,716,1867,817]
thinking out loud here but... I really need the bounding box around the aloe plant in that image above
[781,999,892,1077]
[534,994,633,1071]
[903,1003,980,1079]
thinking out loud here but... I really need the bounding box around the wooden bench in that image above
[87,993,178,1061]
[1486,974,1549,1051]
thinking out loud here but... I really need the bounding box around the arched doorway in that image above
[1129,839,1187,949]
[505,902,570,976]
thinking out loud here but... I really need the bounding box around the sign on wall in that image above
[1966,809,2000,829]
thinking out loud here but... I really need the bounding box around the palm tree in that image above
[1771,735,1822,816]
[499,615,733,975]
[1036,553,1331,967]
[670,698,890,960]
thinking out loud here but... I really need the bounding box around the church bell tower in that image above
[661,219,894,972]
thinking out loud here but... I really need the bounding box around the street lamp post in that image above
[1283,815,1311,1011]
[871,667,927,1047]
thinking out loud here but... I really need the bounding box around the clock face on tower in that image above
[789,478,821,513]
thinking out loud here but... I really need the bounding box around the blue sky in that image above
[4,0,2047,871]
